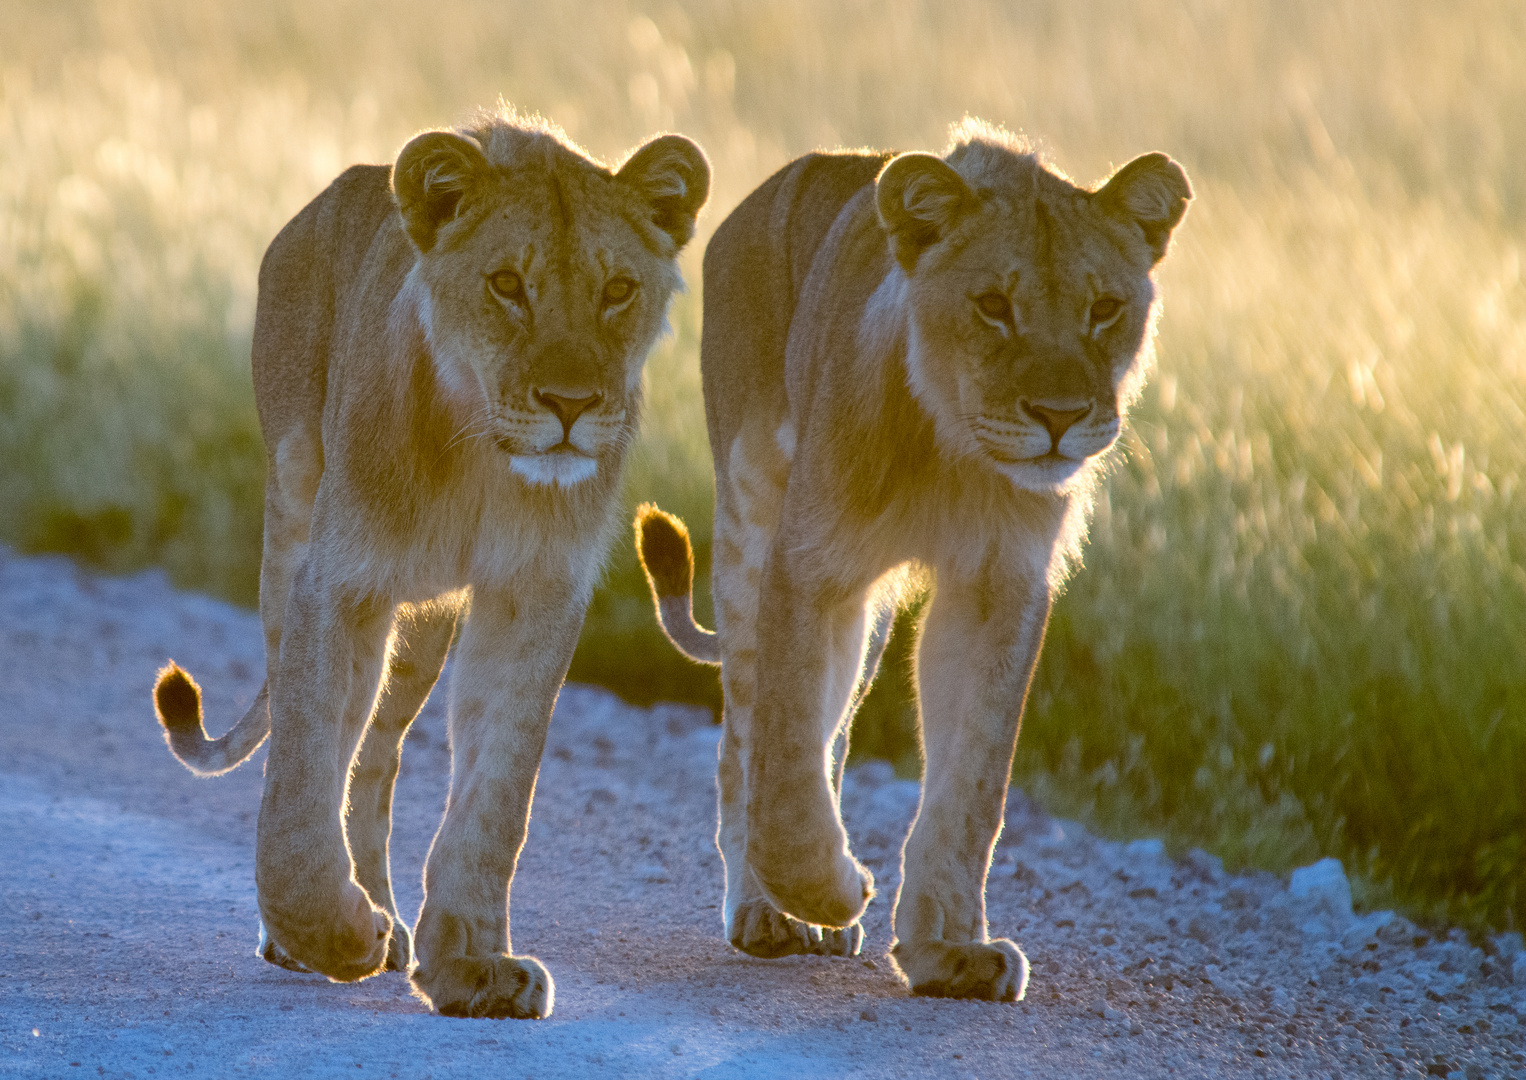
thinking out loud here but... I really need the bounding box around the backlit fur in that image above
[152,109,708,1017]
[638,120,1188,997]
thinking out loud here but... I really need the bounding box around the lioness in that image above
[153,110,708,1018]
[637,120,1188,1000]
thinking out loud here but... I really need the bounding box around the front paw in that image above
[727,897,863,958]
[891,938,1029,1002]
[410,955,554,1019]
[258,882,392,982]
[384,919,413,972]
[747,845,874,930]
[257,921,312,972]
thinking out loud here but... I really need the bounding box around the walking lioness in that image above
[153,110,708,1018]
[637,120,1188,1000]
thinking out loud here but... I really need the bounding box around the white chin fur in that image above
[995,456,1089,493]
[509,453,600,488]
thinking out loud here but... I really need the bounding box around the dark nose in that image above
[1021,400,1091,446]
[534,390,603,439]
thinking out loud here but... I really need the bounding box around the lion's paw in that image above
[384,920,413,972]
[892,938,1029,1002]
[410,955,554,1019]
[256,886,392,982]
[748,848,874,930]
[817,921,865,958]
[257,922,312,973]
[727,897,863,959]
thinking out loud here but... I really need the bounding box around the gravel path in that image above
[2,545,1524,1078]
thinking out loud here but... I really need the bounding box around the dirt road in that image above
[2,547,1521,1078]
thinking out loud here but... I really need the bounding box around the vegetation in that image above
[2,0,1522,932]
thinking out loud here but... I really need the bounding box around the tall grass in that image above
[2,0,1522,931]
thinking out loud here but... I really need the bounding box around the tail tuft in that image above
[154,661,203,732]
[633,503,720,665]
[635,502,695,599]
[153,661,271,777]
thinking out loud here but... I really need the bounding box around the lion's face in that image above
[393,128,709,488]
[876,144,1190,493]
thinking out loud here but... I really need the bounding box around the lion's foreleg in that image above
[889,571,1048,1002]
[346,602,458,972]
[745,546,875,930]
[408,579,580,1019]
[256,566,396,982]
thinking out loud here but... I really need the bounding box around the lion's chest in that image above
[325,466,602,601]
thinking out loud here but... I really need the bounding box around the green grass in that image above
[2,0,1523,934]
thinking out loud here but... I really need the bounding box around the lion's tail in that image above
[153,662,271,777]
[634,503,720,666]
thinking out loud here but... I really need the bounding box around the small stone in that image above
[1186,915,1218,945]
[1185,848,1225,882]
[1221,886,1257,910]
[1492,932,1525,959]
[1377,914,1418,946]
[1125,838,1165,860]
[1289,858,1353,918]
[859,1008,878,1022]
[1089,997,1108,1018]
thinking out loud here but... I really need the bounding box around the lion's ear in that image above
[1096,153,1192,263]
[392,131,492,253]
[876,153,976,274]
[617,135,711,251]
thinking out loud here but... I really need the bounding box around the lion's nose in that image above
[1021,400,1091,445]
[534,390,603,438]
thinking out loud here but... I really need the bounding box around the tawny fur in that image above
[637,119,1188,998]
[152,108,708,1017]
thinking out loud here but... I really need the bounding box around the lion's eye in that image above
[1090,297,1123,324]
[603,277,636,307]
[489,270,524,301]
[975,292,1012,321]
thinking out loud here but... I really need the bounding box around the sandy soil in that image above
[2,546,1523,1079]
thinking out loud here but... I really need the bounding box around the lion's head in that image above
[390,114,709,488]
[870,122,1190,493]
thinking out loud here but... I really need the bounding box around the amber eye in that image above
[1090,297,1123,324]
[603,277,636,307]
[489,270,524,300]
[975,292,1012,321]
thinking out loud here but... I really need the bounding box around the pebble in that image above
[1289,857,1354,917]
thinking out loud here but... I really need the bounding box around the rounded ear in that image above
[875,152,977,273]
[617,135,711,251]
[1096,152,1192,263]
[392,131,491,253]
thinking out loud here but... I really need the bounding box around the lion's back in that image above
[251,164,401,455]
[699,152,890,474]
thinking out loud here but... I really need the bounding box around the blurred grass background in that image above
[2,0,1523,932]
